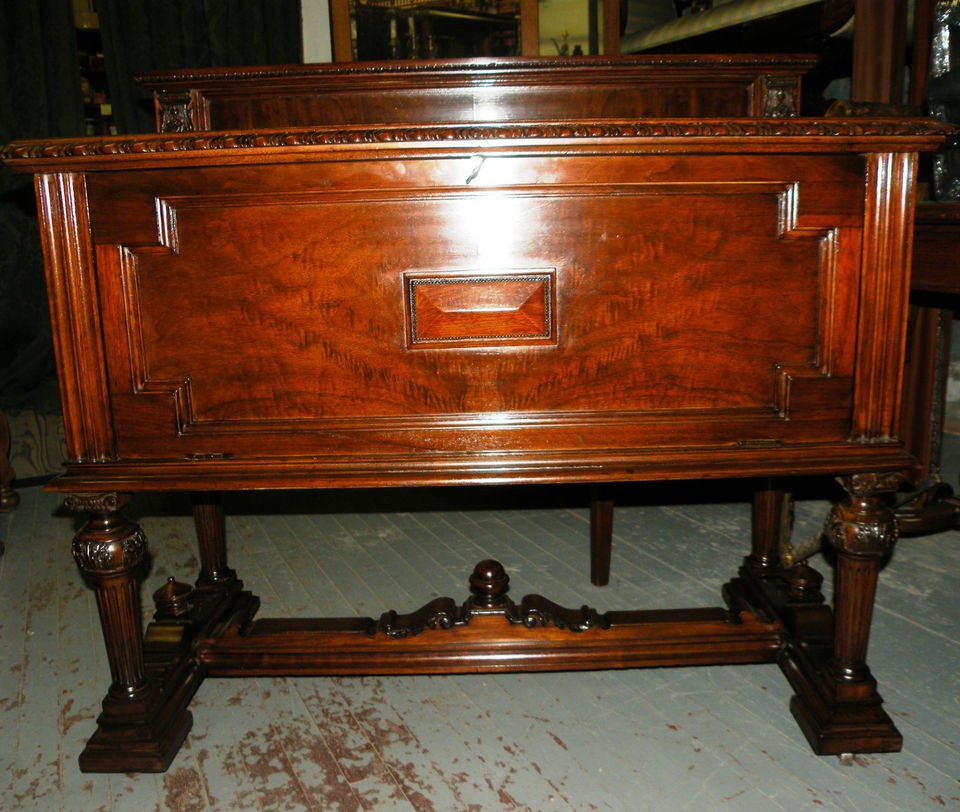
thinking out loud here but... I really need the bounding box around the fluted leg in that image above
[68,493,194,772]
[786,472,903,755]
[70,494,151,709]
[825,473,899,696]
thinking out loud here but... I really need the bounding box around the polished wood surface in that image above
[3,105,947,773]
[139,54,816,586]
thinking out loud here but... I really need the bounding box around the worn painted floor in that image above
[2,441,959,810]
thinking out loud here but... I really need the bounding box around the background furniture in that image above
[0,410,15,555]
[328,0,851,62]
[854,0,960,535]
[0,412,17,510]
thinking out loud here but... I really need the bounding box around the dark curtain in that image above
[95,0,303,134]
[0,0,85,413]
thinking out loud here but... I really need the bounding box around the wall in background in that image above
[302,0,332,62]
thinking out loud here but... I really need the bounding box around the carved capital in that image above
[73,527,147,575]
[68,493,146,575]
[840,472,902,498]
[64,492,130,514]
[824,473,900,558]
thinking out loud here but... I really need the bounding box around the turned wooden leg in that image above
[69,494,151,708]
[747,478,790,578]
[0,409,18,513]
[826,473,899,690]
[749,479,827,605]
[589,484,614,586]
[787,472,903,755]
[191,491,236,589]
[68,493,194,772]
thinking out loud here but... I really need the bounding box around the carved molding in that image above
[4,120,952,162]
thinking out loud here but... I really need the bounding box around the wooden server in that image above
[2,60,949,773]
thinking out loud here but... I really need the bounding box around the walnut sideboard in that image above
[2,114,948,773]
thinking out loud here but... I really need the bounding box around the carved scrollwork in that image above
[378,597,462,638]
[514,595,611,632]
[374,561,612,639]
[375,593,613,639]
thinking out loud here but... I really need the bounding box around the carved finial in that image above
[153,576,195,619]
[785,561,824,603]
[469,560,509,608]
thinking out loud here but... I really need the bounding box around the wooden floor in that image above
[2,443,960,810]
